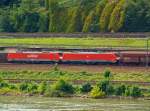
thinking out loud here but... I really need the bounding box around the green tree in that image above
[45,0,49,10]
[66,8,82,32]
[39,11,49,32]
[109,0,126,32]
[1,0,150,33]
[48,0,61,32]
[90,0,108,32]
[123,0,150,32]
[0,14,15,32]
[20,0,33,11]
[0,0,20,6]
[100,0,118,32]
[82,11,95,32]
[22,12,40,32]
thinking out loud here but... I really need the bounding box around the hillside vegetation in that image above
[0,0,150,33]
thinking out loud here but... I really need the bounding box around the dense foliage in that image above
[0,0,149,33]
[80,82,92,93]
[0,73,144,98]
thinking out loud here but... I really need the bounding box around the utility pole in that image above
[146,38,149,68]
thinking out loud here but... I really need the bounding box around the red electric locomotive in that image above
[6,51,119,64]
[7,52,60,63]
[62,52,119,63]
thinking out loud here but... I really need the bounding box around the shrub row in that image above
[0,72,145,98]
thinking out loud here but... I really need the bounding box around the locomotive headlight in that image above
[117,57,120,60]
[59,56,63,60]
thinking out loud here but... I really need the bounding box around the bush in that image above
[0,88,21,96]
[130,86,142,97]
[19,82,38,93]
[124,86,142,97]
[44,85,52,96]
[97,80,109,94]
[80,82,92,93]
[0,79,17,90]
[124,86,131,96]
[49,90,64,97]
[29,83,38,94]
[44,79,74,97]
[90,86,105,99]
[8,84,17,90]
[19,82,29,92]
[48,89,71,97]
[74,85,81,94]
[115,84,126,96]
[106,85,115,95]
[0,80,9,88]
[52,80,74,94]
[38,81,48,95]
[147,89,150,97]
[103,70,111,79]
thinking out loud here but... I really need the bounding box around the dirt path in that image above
[0,63,149,73]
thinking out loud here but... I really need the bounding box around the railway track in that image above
[0,62,150,71]
[0,46,148,52]
[3,79,150,86]
[0,63,149,86]
[0,32,150,38]
[0,62,149,69]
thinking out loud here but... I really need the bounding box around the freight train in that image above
[0,51,150,65]
[0,52,119,64]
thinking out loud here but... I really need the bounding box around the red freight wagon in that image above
[7,52,60,62]
[62,52,119,63]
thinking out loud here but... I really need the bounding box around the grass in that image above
[0,37,149,48]
[0,69,150,82]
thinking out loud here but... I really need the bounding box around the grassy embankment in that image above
[0,68,150,82]
[0,37,149,48]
